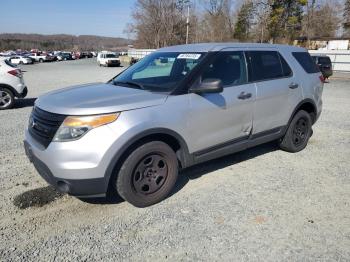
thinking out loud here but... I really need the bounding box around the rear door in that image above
[188,51,256,153]
[246,50,300,134]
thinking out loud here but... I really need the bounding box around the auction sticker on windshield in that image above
[177,54,201,59]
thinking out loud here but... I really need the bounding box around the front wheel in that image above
[115,141,178,207]
[279,110,312,153]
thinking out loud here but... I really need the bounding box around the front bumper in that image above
[23,124,122,197]
[24,140,107,197]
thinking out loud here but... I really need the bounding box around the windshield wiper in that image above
[113,81,144,90]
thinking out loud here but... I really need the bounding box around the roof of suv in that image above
[159,43,306,52]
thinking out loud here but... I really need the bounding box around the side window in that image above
[292,52,320,73]
[279,54,293,77]
[247,51,284,81]
[200,51,247,87]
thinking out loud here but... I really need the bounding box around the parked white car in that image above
[9,56,33,65]
[0,58,28,109]
[97,52,120,67]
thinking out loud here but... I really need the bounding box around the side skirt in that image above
[191,126,286,166]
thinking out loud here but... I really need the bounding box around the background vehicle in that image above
[29,53,47,63]
[311,55,333,80]
[9,56,33,65]
[0,58,27,109]
[129,57,139,66]
[97,52,120,67]
[45,53,57,62]
[80,52,93,59]
[57,52,73,61]
[24,43,323,207]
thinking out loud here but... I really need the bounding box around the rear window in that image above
[318,56,331,64]
[4,59,16,68]
[292,52,320,73]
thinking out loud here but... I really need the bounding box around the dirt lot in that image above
[0,59,349,261]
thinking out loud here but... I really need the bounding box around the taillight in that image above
[8,69,21,77]
[319,75,325,83]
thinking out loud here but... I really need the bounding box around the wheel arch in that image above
[104,128,192,191]
[290,99,317,125]
[0,83,19,97]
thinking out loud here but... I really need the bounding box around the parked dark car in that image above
[57,52,73,61]
[311,55,333,80]
[80,52,93,59]
[46,54,58,62]
[129,57,139,66]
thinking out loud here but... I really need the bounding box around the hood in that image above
[35,83,168,115]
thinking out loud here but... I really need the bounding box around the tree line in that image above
[126,0,350,48]
[0,34,131,51]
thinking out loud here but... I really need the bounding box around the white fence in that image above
[128,49,155,59]
[309,50,350,72]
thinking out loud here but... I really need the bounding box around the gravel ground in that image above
[0,59,349,261]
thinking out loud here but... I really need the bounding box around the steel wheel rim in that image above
[292,117,308,146]
[132,153,169,195]
[0,91,12,108]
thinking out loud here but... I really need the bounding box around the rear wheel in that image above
[0,88,14,110]
[279,110,312,153]
[115,141,178,207]
[39,58,44,63]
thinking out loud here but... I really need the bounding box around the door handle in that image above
[289,83,299,89]
[237,92,252,100]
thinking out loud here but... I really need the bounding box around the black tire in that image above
[39,58,44,63]
[0,87,15,110]
[115,141,178,207]
[279,110,312,153]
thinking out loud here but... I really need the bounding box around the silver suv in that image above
[24,43,323,207]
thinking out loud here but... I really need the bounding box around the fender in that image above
[286,98,317,128]
[104,128,192,190]
[0,83,21,97]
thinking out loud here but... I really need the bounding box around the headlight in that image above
[53,113,120,142]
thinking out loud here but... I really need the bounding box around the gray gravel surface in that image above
[0,59,349,261]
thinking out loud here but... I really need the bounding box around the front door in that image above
[188,51,256,153]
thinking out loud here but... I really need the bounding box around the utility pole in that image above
[185,0,190,44]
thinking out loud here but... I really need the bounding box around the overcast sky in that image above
[0,0,136,38]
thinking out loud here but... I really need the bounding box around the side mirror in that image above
[190,78,223,94]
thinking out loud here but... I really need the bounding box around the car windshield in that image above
[112,52,205,93]
[106,54,117,58]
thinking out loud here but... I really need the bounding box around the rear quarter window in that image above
[292,52,320,73]
[318,56,331,64]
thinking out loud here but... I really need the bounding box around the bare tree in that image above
[343,0,350,37]
[131,0,188,48]
[302,0,342,40]
[198,0,235,42]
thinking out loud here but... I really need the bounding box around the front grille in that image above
[29,107,66,148]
